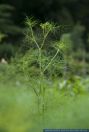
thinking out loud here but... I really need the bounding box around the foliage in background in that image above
[0,43,15,60]
[0,4,22,35]
[0,4,23,60]
[0,32,6,42]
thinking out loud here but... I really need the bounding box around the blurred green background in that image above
[0,0,89,132]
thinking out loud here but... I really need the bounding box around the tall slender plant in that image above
[22,17,63,114]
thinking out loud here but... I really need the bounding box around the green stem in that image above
[41,31,50,49]
[43,49,59,73]
[39,48,42,94]
[30,23,40,50]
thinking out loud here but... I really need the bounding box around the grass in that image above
[0,73,89,132]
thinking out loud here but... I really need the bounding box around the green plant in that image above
[0,32,6,43]
[0,4,21,35]
[56,33,73,78]
[20,17,64,114]
[0,43,15,59]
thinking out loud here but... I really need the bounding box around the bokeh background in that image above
[0,0,89,65]
[0,0,89,132]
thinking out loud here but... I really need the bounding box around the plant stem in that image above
[29,23,40,50]
[43,49,59,73]
[41,31,50,49]
[39,48,42,94]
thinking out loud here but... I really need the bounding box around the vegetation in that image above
[0,65,89,132]
[0,0,89,131]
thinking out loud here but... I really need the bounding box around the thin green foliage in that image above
[24,17,62,114]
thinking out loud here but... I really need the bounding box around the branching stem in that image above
[29,23,40,50]
[43,49,59,73]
